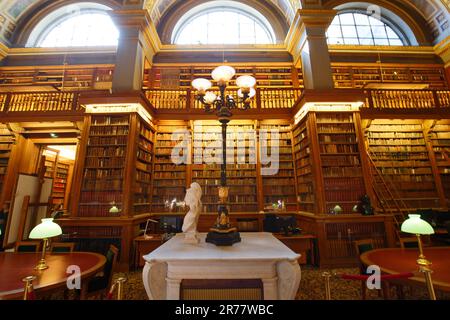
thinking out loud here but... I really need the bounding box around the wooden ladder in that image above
[366,151,413,233]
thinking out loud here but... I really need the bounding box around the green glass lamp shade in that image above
[29,218,62,239]
[401,214,435,235]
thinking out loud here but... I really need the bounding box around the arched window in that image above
[27,3,119,47]
[327,12,405,46]
[172,2,275,45]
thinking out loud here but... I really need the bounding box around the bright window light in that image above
[327,12,405,46]
[174,9,274,45]
[39,13,119,47]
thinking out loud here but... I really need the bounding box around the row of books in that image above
[82,180,123,190]
[136,171,151,181]
[88,136,128,146]
[154,171,185,179]
[370,146,427,152]
[0,145,12,151]
[368,139,426,145]
[321,144,359,153]
[80,191,123,202]
[262,185,296,194]
[379,167,432,175]
[92,116,129,126]
[85,157,125,168]
[323,167,362,177]
[263,177,295,185]
[87,147,125,157]
[198,185,256,195]
[193,171,256,178]
[139,139,153,152]
[369,124,422,132]
[369,132,425,139]
[325,190,365,202]
[137,150,152,163]
[317,125,355,134]
[140,126,154,142]
[90,126,129,136]
[84,168,123,179]
[320,135,357,143]
[322,155,361,166]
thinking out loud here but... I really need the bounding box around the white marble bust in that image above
[181,182,202,244]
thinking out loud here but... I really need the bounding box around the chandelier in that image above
[191,66,256,246]
[192,65,256,115]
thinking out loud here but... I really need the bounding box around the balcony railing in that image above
[144,88,302,111]
[0,92,81,113]
[1,88,449,116]
[365,89,450,110]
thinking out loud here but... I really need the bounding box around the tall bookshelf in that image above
[53,160,71,208]
[77,113,155,217]
[79,115,130,217]
[316,113,366,214]
[292,117,315,213]
[260,122,297,211]
[430,120,450,206]
[192,121,258,213]
[0,124,14,201]
[134,119,155,214]
[152,122,188,212]
[367,120,440,210]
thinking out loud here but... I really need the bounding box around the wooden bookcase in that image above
[76,113,155,217]
[332,63,448,89]
[0,65,114,91]
[260,122,297,211]
[316,113,366,214]
[192,120,258,213]
[292,117,315,213]
[151,121,188,212]
[430,120,450,206]
[366,120,441,210]
[145,65,304,90]
[0,124,14,204]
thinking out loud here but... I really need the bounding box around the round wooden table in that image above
[0,252,106,300]
[360,247,450,293]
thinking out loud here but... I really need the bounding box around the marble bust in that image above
[181,182,203,244]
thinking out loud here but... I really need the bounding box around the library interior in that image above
[0,0,449,301]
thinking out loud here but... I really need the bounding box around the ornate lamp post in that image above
[192,66,256,246]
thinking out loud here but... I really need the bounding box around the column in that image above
[286,9,336,89]
[434,37,450,87]
[109,9,156,93]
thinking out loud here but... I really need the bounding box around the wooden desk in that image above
[274,233,317,265]
[0,252,106,300]
[134,235,163,268]
[360,247,450,293]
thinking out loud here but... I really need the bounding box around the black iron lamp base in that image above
[206,230,241,246]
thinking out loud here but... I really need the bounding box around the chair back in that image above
[354,239,374,256]
[15,241,40,252]
[104,245,119,290]
[399,237,419,249]
[50,242,75,253]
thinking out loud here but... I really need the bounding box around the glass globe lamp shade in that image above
[211,66,236,83]
[204,92,217,104]
[401,214,435,235]
[236,75,256,89]
[238,88,256,99]
[29,218,62,239]
[192,78,212,93]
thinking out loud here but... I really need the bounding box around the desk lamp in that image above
[29,218,62,270]
[401,214,436,300]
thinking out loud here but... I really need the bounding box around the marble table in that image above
[142,232,301,300]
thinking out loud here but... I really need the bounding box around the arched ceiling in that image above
[0,0,448,45]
